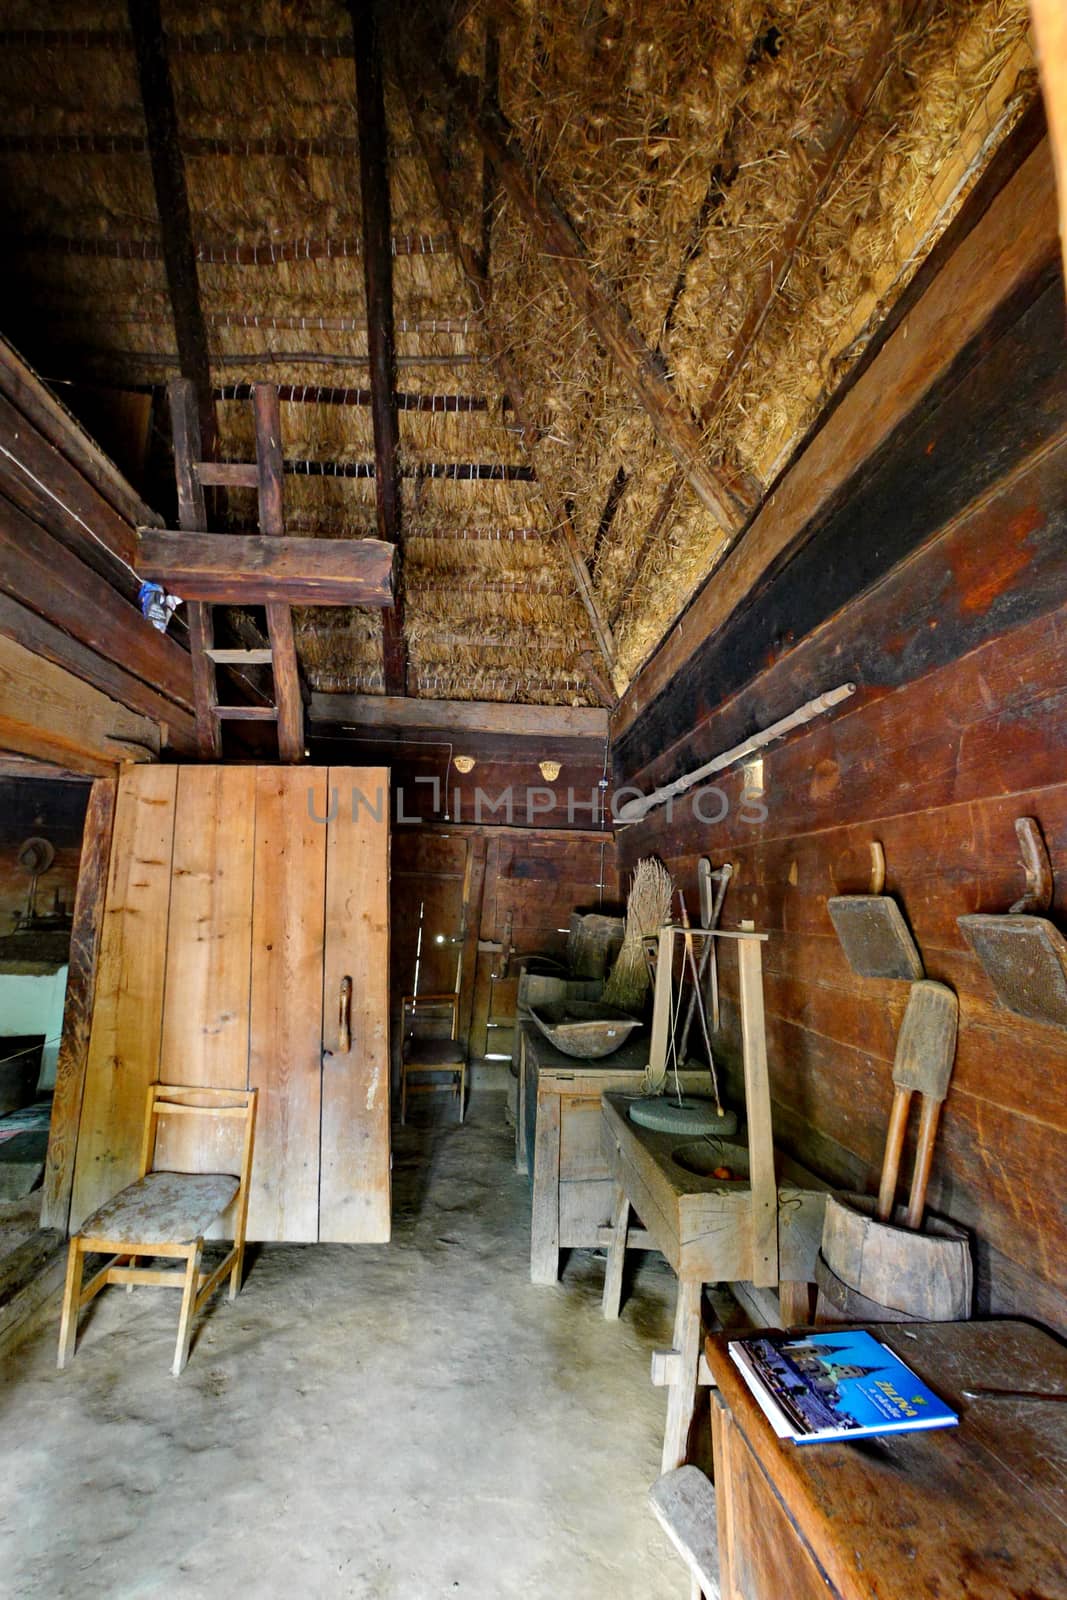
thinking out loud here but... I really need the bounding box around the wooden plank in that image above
[0,390,139,584]
[40,778,117,1232]
[739,934,780,1290]
[614,137,1062,740]
[530,1085,562,1284]
[457,832,487,1050]
[247,766,326,1242]
[0,590,197,752]
[0,632,160,776]
[0,333,162,532]
[352,0,406,696]
[253,383,304,762]
[319,766,391,1242]
[0,490,195,714]
[310,693,608,740]
[128,0,216,456]
[168,377,220,757]
[70,766,177,1230]
[195,461,258,488]
[137,531,396,605]
[156,768,256,1180]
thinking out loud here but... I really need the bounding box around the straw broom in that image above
[602,857,675,1012]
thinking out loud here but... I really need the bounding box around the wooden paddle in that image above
[876,980,959,1229]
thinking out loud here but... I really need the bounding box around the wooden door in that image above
[69,765,390,1243]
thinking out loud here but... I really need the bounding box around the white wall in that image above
[0,966,69,1091]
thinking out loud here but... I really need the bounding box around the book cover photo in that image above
[729,1328,959,1444]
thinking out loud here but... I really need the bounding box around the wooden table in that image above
[706,1319,1067,1600]
[517,1023,707,1285]
[600,1091,828,1472]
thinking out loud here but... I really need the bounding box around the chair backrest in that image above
[140,1084,257,1196]
[402,993,460,1042]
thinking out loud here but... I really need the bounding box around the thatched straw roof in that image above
[0,0,1038,704]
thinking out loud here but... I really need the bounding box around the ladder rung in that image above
[195,461,259,488]
[205,648,274,665]
[213,705,278,721]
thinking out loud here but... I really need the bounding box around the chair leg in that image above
[173,1240,203,1377]
[57,1238,84,1370]
[126,1253,138,1293]
[229,1240,246,1302]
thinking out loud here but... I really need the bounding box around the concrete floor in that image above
[0,1094,707,1599]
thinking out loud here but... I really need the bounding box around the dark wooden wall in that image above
[613,146,1067,1333]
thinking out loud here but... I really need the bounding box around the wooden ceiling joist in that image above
[127,0,215,458]
[137,531,396,606]
[400,61,620,701]
[428,60,746,538]
[309,693,608,742]
[352,0,407,696]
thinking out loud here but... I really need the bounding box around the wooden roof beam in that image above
[127,0,215,458]
[137,530,396,606]
[425,57,746,539]
[399,61,621,701]
[352,0,406,697]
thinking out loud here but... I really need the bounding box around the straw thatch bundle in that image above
[603,857,675,1013]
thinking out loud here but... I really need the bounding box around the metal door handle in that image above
[338,975,353,1054]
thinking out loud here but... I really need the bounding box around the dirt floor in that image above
[0,1094,711,1599]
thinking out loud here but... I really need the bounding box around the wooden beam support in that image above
[0,633,160,775]
[352,0,406,696]
[400,64,620,699]
[168,378,221,757]
[428,58,744,537]
[253,383,305,763]
[137,530,396,606]
[128,0,216,457]
[41,777,117,1233]
[309,692,609,741]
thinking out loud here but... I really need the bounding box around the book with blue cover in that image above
[728,1328,959,1444]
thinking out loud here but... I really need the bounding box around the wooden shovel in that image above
[876,980,959,1230]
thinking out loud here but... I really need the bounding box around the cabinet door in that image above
[319,767,391,1242]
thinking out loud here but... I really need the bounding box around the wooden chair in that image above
[400,993,466,1123]
[57,1084,257,1377]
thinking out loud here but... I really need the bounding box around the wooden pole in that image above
[253,383,305,762]
[168,379,221,757]
[352,0,407,696]
[128,0,216,458]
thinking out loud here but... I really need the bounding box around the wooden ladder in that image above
[169,378,304,762]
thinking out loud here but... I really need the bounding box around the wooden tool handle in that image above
[877,1087,912,1222]
[905,1096,943,1230]
[338,975,353,1054]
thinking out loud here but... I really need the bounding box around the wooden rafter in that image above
[352,0,407,697]
[127,0,215,458]
[253,384,305,763]
[400,63,620,702]
[426,57,747,538]
[137,531,396,606]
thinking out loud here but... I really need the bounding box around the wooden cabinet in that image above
[706,1320,1067,1600]
[69,765,390,1243]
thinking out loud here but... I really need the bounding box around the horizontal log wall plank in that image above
[0,633,160,774]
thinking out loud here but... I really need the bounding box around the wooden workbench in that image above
[705,1319,1067,1600]
[517,1023,707,1285]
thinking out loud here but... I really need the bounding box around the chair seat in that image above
[402,1038,465,1069]
[78,1171,240,1245]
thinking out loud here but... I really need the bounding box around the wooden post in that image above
[128,0,215,458]
[253,383,305,763]
[352,0,407,696]
[737,930,778,1288]
[168,378,221,758]
[40,778,117,1233]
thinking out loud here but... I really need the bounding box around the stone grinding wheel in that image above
[628,1095,738,1137]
